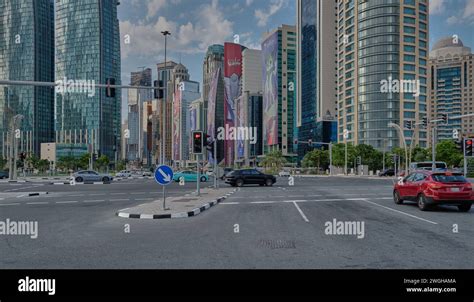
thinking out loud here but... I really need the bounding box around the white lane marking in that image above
[251,201,277,204]
[68,195,84,197]
[131,192,147,195]
[56,201,78,204]
[134,198,154,201]
[111,193,127,195]
[26,202,49,205]
[221,202,240,205]
[293,201,309,223]
[110,199,130,202]
[0,203,20,206]
[89,194,106,196]
[83,200,105,203]
[360,198,438,225]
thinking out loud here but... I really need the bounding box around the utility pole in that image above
[161,30,171,166]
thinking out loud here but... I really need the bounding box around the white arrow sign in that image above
[158,169,171,183]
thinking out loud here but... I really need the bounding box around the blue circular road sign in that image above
[154,165,174,186]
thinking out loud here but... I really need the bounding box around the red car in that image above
[393,171,473,212]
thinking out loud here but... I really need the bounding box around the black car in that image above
[379,169,395,177]
[0,171,8,179]
[225,169,276,187]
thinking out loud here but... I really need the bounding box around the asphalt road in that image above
[0,176,473,269]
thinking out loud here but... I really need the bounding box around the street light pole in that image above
[161,30,171,166]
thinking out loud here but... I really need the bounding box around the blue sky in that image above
[118,0,474,120]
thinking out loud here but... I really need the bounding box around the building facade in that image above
[336,0,429,150]
[55,0,122,161]
[0,0,55,157]
[262,24,297,161]
[127,68,152,163]
[203,45,225,164]
[429,37,474,141]
[296,0,338,160]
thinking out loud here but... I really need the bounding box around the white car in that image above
[116,170,132,178]
[279,171,291,177]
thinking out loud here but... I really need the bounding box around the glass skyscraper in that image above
[55,0,121,160]
[337,0,429,150]
[0,0,55,156]
[297,0,337,160]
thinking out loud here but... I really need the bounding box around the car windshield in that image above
[432,174,467,183]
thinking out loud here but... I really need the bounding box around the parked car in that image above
[379,169,395,177]
[173,171,209,182]
[393,171,473,212]
[0,171,8,179]
[225,169,276,187]
[71,170,113,183]
[116,170,132,178]
[278,171,291,177]
[410,161,448,173]
[220,168,234,180]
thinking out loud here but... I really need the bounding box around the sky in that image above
[118,0,474,122]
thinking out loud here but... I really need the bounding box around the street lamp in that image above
[388,122,408,176]
[161,30,171,166]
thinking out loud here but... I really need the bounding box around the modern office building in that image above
[156,62,190,165]
[0,0,55,156]
[296,0,337,159]
[203,44,225,164]
[429,37,474,141]
[336,0,429,149]
[127,68,152,162]
[261,24,297,162]
[235,48,263,166]
[172,79,200,167]
[55,0,122,161]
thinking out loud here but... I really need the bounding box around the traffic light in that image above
[455,139,463,152]
[465,139,473,157]
[19,152,26,162]
[422,117,428,128]
[205,134,214,152]
[294,139,298,145]
[357,156,362,166]
[106,78,116,98]
[192,131,204,154]
[308,139,313,146]
[404,120,414,130]
[440,113,448,125]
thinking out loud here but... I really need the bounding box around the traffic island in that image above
[116,187,238,220]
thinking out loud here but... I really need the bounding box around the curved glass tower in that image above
[55,0,121,160]
[337,0,429,150]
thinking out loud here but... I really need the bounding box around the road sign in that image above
[154,165,174,186]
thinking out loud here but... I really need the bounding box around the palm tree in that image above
[261,150,286,172]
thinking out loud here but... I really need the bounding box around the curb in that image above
[116,189,238,220]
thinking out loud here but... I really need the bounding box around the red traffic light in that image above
[194,133,201,139]
[468,140,473,145]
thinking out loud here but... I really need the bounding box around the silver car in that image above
[71,170,113,183]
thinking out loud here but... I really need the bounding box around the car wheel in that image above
[265,178,273,187]
[393,191,403,205]
[75,177,83,183]
[102,177,109,182]
[200,176,207,182]
[417,194,430,211]
[458,203,472,212]
[236,179,244,187]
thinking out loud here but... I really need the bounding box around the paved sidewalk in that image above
[116,187,237,220]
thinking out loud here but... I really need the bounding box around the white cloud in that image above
[462,0,474,19]
[255,0,286,27]
[120,0,233,59]
[443,0,474,25]
[246,0,254,6]
[430,0,446,15]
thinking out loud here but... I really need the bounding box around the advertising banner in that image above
[173,87,181,161]
[262,32,279,146]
